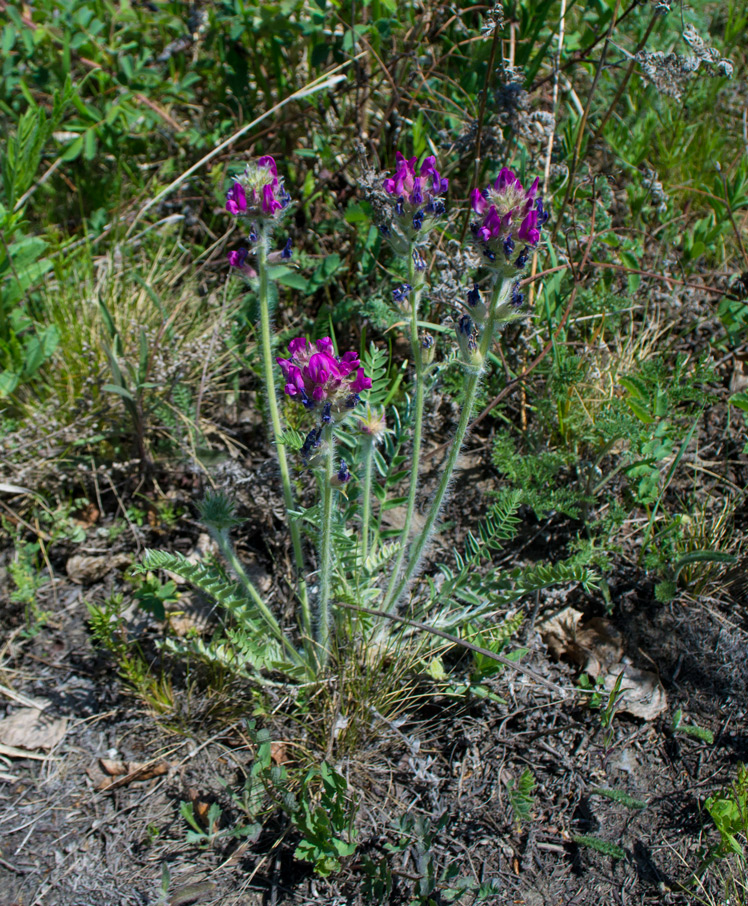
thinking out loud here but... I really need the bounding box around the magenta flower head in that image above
[380,151,448,251]
[225,155,291,223]
[276,337,373,414]
[470,167,549,273]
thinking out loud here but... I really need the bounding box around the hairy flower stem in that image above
[386,276,511,612]
[256,227,311,640]
[214,530,304,668]
[383,253,426,610]
[317,425,336,666]
[360,434,374,570]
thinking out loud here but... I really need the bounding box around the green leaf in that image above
[83,128,97,160]
[102,382,136,401]
[61,134,85,162]
[671,550,737,583]
[573,835,626,860]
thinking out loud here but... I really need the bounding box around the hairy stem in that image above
[214,530,304,668]
[383,253,426,610]
[256,227,311,639]
[317,424,336,665]
[386,276,510,611]
[360,433,374,570]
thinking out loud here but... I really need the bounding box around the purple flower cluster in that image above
[225,155,291,220]
[277,338,372,412]
[381,151,448,248]
[470,167,549,271]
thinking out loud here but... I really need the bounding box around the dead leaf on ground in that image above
[539,607,667,720]
[604,665,668,721]
[92,758,171,790]
[66,553,130,584]
[270,740,288,765]
[0,705,67,751]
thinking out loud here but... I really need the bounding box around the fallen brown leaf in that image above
[540,607,667,720]
[96,760,170,791]
[0,706,67,751]
[66,553,130,584]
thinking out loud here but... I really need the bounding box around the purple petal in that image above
[471,188,488,215]
[258,155,277,177]
[226,182,247,215]
[261,184,282,215]
[288,337,308,357]
[349,368,372,394]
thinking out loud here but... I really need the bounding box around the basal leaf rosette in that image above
[470,167,549,274]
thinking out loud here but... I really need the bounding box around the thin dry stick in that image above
[335,601,566,695]
[550,0,622,244]
[543,0,568,195]
[459,12,503,243]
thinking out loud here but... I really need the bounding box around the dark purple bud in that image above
[301,390,316,410]
[535,198,550,226]
[345,393,361,409]
[467,283,481,308]
[321,401,332,424]
[511,282,524,308]
[483,248,496,261]
[458,313,473,336]
[395,197,405,216]
[515,247,529,268]
[392,283,412,303]
[280,187,292,209]
[422,334,434,349]
[379,224,391,237]
[503,236,515,257]
[281,237,293,259]
[301,427,322,461]
[412,249,426,271]
[412,209,424,231]
[337,460,351,483]
[249,226,258,243]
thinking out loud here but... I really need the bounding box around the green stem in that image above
[383,252,426,610]
[386,276,510,611]
[214,531,304,668]
[256,227,311,640]
[360,434,374,571]
[317,424,336,665]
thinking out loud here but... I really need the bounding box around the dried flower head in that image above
[357,404,389,441]
[277,337,372,413]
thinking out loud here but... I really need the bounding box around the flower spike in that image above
[470,167,548,273]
